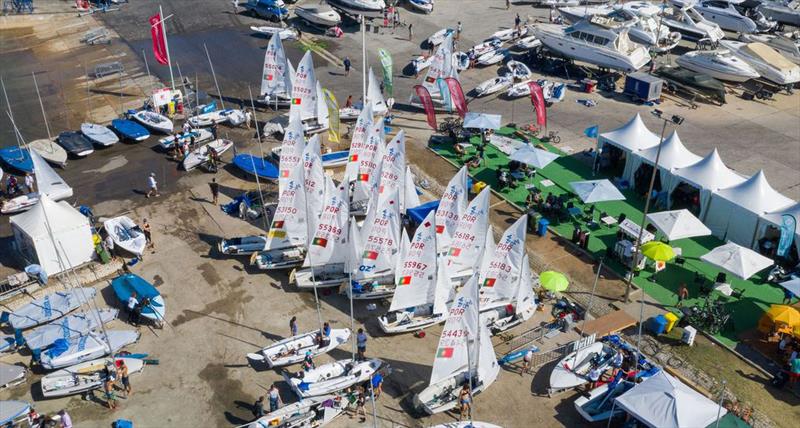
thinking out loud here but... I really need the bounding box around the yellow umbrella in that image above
[794,324,800,340]
[540,271,569,292]
[765,305,800,327]
[641,241,675,262]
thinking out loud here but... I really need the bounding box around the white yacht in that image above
[658,0,726,42]
[741,31,800,64]
[326,0,385,13]
[295,5,341,27]
[748,0,800,27]
[534,18,651,72]
[694,0,775,33]
[676,49,761,81]
[720,40,800,84]
[560,5,681,51]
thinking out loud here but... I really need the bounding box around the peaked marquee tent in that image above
[598,113,661,183]
[629,131,702,205]
[753,202,800,255]
[671,149,746,220]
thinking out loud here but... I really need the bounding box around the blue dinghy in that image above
[0,146,33,173]
[232,154,279,180]
[111,273,165,324]
[111,119,150,142]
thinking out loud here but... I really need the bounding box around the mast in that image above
[299,149,324,333]
[159,4,176,90]
[32,72,52,140]
[1,76,23,148]
[361,15,367,103]
[204,44,226,110]
[348,217,356,362]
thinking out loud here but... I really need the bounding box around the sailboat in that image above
[1,149,73,214]
[413,274,500,415]
[341,68,388,118]
[247,327,351,369]
[247,393,352,427]
[40,356,144,398]
[22,309,118,351]
[411,32,457,109]
[257,31,295,108]
[39,330,141,370]
[349,119,385,217]
[483,254,536,334]
[378,211,452,334]
[343,103,375,215]
[290,51,327,135]
[285,358,384,398]
[435,166,469,254]
[445,186,491,285]
[477,215,528,316]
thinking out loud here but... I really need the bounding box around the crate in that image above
[624,72,663,102]
[92,61,124,78]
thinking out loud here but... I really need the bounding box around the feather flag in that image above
[148,14,169,65]
[414,85,437,131]
[528,81,546,127]
[445,77,468,118]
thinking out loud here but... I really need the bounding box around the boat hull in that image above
[40,357,144,398]
[378,310,445,334]
[29,139,69,166]
[247,329,351,369]
[252,245,306,270]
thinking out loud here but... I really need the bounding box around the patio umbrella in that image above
[509,146,560,169]
[569,179,625,204]
[794,324,800,340]
[700,242,774,280]
[646,209,712,241]
[779,277,800,298]
[764,305,800,327]
[641,241,675,262]
[540,271,569,292]
[463,112,502,130]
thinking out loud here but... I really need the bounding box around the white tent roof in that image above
[615,371,726,428]
[646,209,711,241]
[762,202,800,228]
[700,242,774,280]
[463,112,502,130]
[636,131,702,171]
[510,146,560,169]
[780,277,800,297]
[598,113,661,153]
[714,170,794,217]
[570,179,626,203]
[672,149,745,192]
[31,148,72,201]
[10,194,87,235]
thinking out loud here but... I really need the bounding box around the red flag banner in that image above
[528,81,546,128]
[149,13,169,66]
[445,77,468,119]
[414,85,437,131]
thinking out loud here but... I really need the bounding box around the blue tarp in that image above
[47,338,69,358]
[407,200,440,224]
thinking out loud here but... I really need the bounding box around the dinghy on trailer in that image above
[247,329,351,368]
[40,357,144,398]
[8,287,97,330]
[549,341,616,394]
[29,138,68,166]
[474,74,514,97]
[248,393,349,428]
[57,131,94,157]
[218,236,268,256]
[258,32,295,108]
[182,139,234,171]
[111,119,150,142]
[80,123,118,147]
[158,128,213,150]
[23,309,118,351]
[103,216,146,256]
[40,330,140,370]
[111,274,165,324]
[132,110,173,134]
[1,149,73,214]
[232,154,279,180]
[286,358,383,398]
[0,363,26,389]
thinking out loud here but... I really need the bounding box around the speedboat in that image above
[658,0,726,42]
[57,131,94,157]
[250,26,299,40]
[39,330,140,370]
[182,139,234,171]
[475,74,514,97]
[562,4,681,52]
[408,0,434,14]
[158,128,213,150]
[506,60,532,80]
[740,31,800,64]
[514,35,542,50]
[40,357,144,398]
[104,216,147,256]
[326,0,386,14]
[656,65,727,104]
[477,48,509,66]
[246,329,351,368]
[295,5,341,27]
[534,19,651,72]
[218,236,267,255]
[676,49,760,81]
[132,110,173,134]
[548,341,616,395]
[428,28,455,47]
[28,138,68,167]
[695,0,775,33]
[111,119,150,142]
[472,38,503,56]
[720,40,800,84]
[285,359,383,398]
[80,123,118,147]
[746,0,800,27]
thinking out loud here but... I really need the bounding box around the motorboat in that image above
[506,60,532,80]
[658,0,726,42]
[131,110,173,134]
[111,119,150,142]
[111,273,166,324]
[740,31,800,64]
[285,358,383,398]
[0,362,26,389]
[40,357,144,398]
[8,287,97,330]
[453,51,469,71]
[104,216,147,256]
[472,38,503,56]
[158,128,213,150]
[695,0,775,33]
[408,0,434,14]
[534,19,651,72]
[476,48,509,66]
[490,27,528,41]
[246,329,351,368]
[250,25,299,40]
[475,74,514,97]
[22,309,118,351]
[548,341,616,395]
[656,65,727,104]
[28,138,68,166]
[720,40,800,84]
[562,5,682,52]
[39,330,140,370]
[428,28,455,47]
[80,123,118,147]
[326,0,386,14]
[182,139,234,171]
[745,0,800,27]
[295,5,341,27]
[339,106,361,120]
[248,393,350,428]
[676,49,760,81]
[219,236,267,256]
[56,131,94,157]
[411,55,435,75]
[514,35,542,50]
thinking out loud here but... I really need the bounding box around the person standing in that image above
[506,0,511,10]
[58,409,72,428]
[355,388,367,423]
[127,292,139,326]
[458,384,471,421]
[408,23,413,41]
[103,377,117,410]
[343,57,352,77]
[146,172,160,198]
[211,122,218,139]
[244,108,253,130]
[514,13,521,31]
[268,384,282,412]
[345,95,353,108]
[456,21,462,40]
[104,233,116,261]
[521,347,533,375]
[24,173,34,193]
[371,371,383,399]
[142,219,154,250]
[209,178,220,205]
[393,8,399,29]
[252,396,266,420]
[118,360,132,398]
[356,328,368,360]
[323,322,331,337]
[290,316,298,336]
[676,283,689,307]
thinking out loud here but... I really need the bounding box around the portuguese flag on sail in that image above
[358,173,369,182]
[292,98,302,105]
[397,276,412,286]
[448,247,461,257]
[272,220,285,229]
[349,154,358,162]
[312,237,328,247]
[436,347,454,358]
[483,278,496,287]
[363,250,379,260]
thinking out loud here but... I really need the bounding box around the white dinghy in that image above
[514,35,542,50]
[477,48,509,66]
[506,60,533,81]
[434,166,469,255]
[428,28,455,47]
[491,27,528,41]
[132,110,173,134]
[9,287,97,330]
[258,32,295,108]
[247,329,351,369]
[472,38,503,56]
[29,138,69,166]
[0,149,73,214]
[478,215,528,315]
[251,26,299,40]
[218,236,267,256]
[507,80,533,98]
[23,308,118,351]
[80,123,118,147]
[411,55,436,75]
[187,109,246,127]
[548,340,616,395]
[0,363,26,389]
[103,216,147,256]
[286,358,383,399]
[474,74,514,97]
[182,139,234,171]
[158,128,213,150]
[248,393,350,428]
[40,357,144,398]
[40,330,140,370]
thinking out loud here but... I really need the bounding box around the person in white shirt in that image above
[146,172,160,198]
[104,234,115,260]
[127,292,140,326]
[24,173,34,193]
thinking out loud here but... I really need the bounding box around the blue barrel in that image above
[537,218,550,237]
[649,315,667,336]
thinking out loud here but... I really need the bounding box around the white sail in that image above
[315,81,329,130]
[352,120,384,204]
[404,166,420,212]
[378,130,406,210]
[279,110,306,190]
[432,255,452,316]
[390,210,438,312]
[476,312,500,386]
[423,33,454,96]
[515,254,535,316]
[290,51,318,121]
[446,186,490,274]
[430,273,480,385]
[435,166,468,253]
[395,227,410,281]
[261,33,293,97]
[31,149,72,201]
[353,187,401,280]
[367,67,388,115]
[302,134,326,230]
[265,161,307,250]
[344,103,374,183]
[479,215,527,306]
[478,226,496,277]
[346,218,362,273]
[303,177,349,268]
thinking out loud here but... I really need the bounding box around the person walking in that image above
[267,384,282,412]
[146,172,160,198]
[676,283,689,307]
[209,178,220,205]
[343,57,352,77]
[371,371,383,399]
[408,23,413,41]
[252,396,266,420]
[24,173,34,193]
[290,316,298,336]
[515,13,521,31]
[142,219,154,250]
[506,0,511,10]
[356,328,368,360]
[118,360,132,398]
[127,292,140,326]
[458,384,471,420]
[393,8,399,29]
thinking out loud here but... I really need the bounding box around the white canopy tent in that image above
[463,112,502,130]
[614,371,727,428]
[509,146,560,169]
[671,149,745,220]
[780,277,800,297]
[597,113,661,183]
[569,179,626,203]
[9,195,94,276]
[646,209,711,241]
[753,202,800,256]
[700,242,774,280]
[704,170,794,247]
[628,131,701,206]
